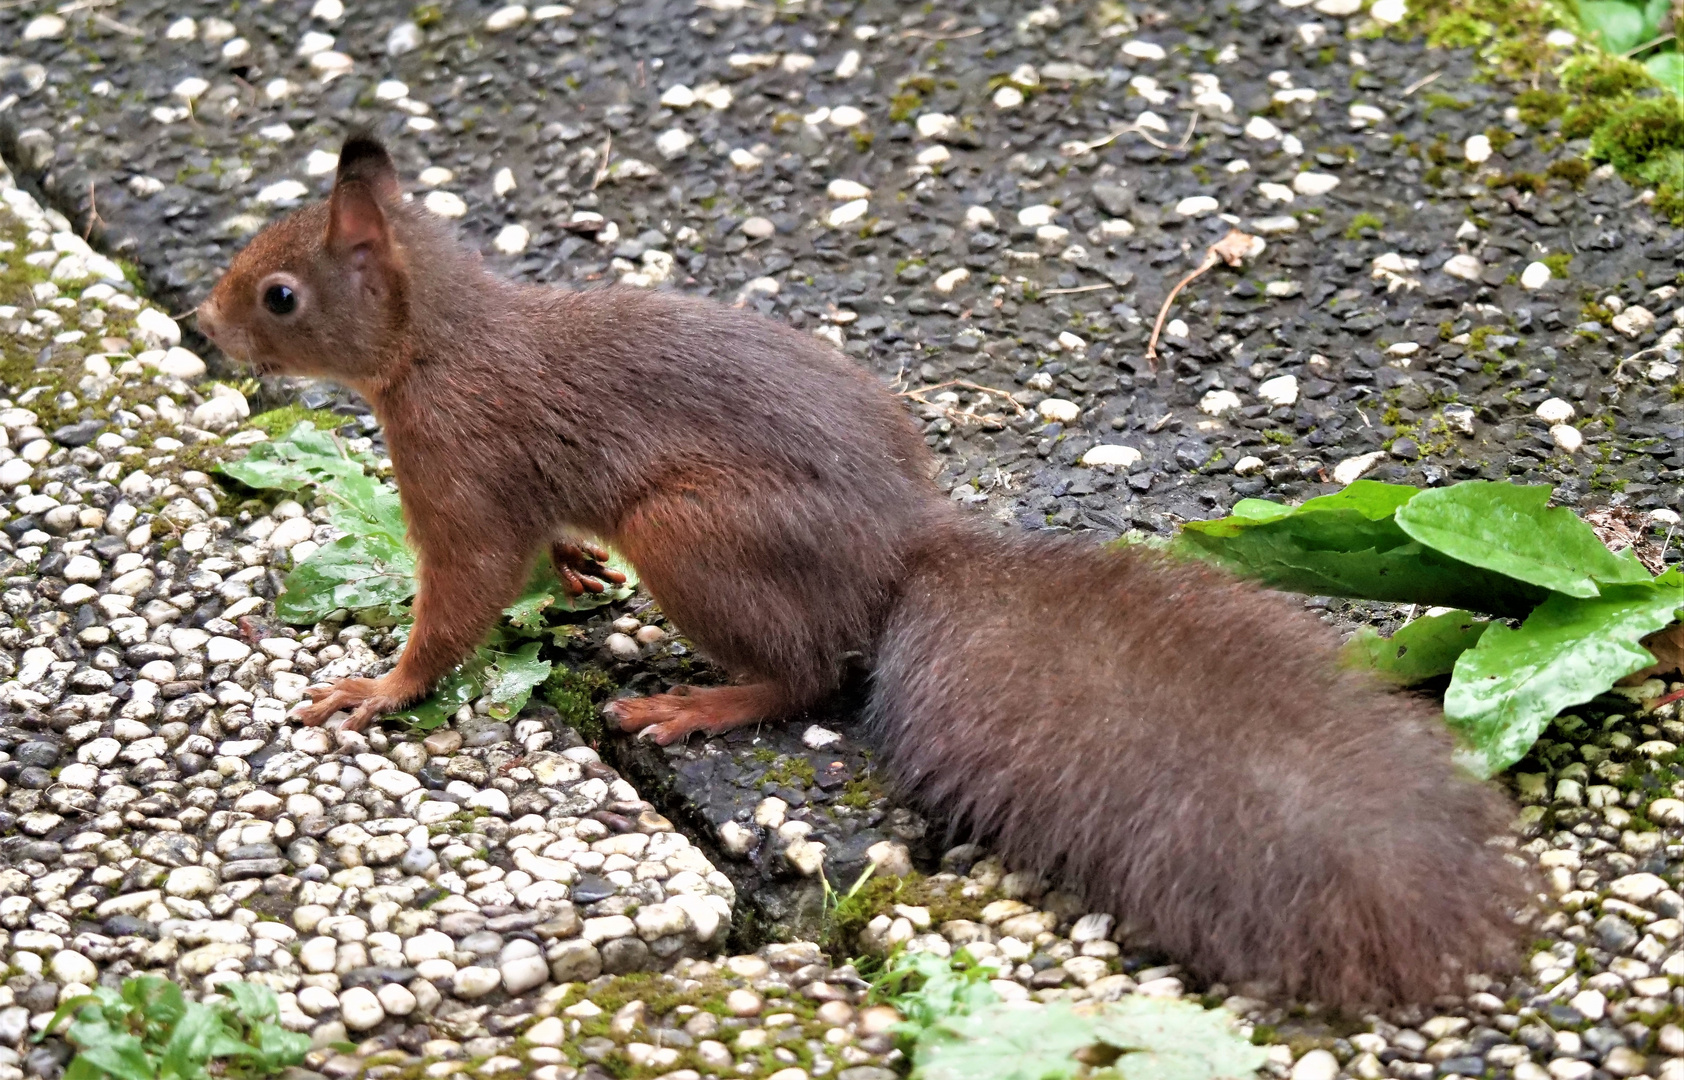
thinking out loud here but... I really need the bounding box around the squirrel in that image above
[196,133,1531,1008]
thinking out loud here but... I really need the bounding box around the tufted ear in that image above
[327,132,399,258]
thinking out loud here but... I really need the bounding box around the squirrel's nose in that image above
[196,299,220,342]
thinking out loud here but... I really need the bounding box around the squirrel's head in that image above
[199,133,410,385]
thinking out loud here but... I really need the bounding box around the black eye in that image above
[263,284,297,315]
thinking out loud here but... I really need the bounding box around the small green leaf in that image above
[1575,0,1671,54]
[1395,481,1653,598]
[481,641,552,719]
[1445,573,1684,776]
[74,1033,153,1080]
[220,981,277,1024]
[1341,609,1491,685]
[390,660,484,731]
[1646,51,1684,96]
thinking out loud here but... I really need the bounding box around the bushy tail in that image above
[867,521,1530,1008]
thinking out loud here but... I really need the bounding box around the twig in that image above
[1646,685,1684,712]
[1041,283,1115,296]
[1145,229,1262,369]
[1071,112,1198,156]
[1148,412,1174,433]
[93,12,143,36]
[81,180,105,242]
[589,133,612,191]
[900,26,983,40]
[894,379,1026,426]
[1622,32,1675,58]
[1401,70,1442,96]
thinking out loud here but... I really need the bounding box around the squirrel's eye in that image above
[263,284,297,316]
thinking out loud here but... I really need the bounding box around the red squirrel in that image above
[197,134,1529,1007]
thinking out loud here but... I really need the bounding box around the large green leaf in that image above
[1395,481,1653,599]
[1342,609,1492,685]
[1445,572,1684,776]
[274,535,418,624]
[1646,51,1684,97]
[1174,481,1547,617]
[217,422,371,492]
[912,1001,1100,1080]
[1575,0,1671,54]
[1094,998,1269,1080]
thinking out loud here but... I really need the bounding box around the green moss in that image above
[247,405,346,437]
[1546,157,1592,186]
[1560,53,1657,98]
[822,870,992,957]
[1261,429,1293,446]
[888,91,923,123]
[1486,171,1547,193]
[838,775,884,809]
[1344,211,1384,239]
[1589,97,1684,174]
[540,664,614,744]
[1425,12,1493,48]
[1656,181,1684,225]
[1516,89,1569,126]
[1561,99,1616,140]
[760,753,817,788]
[1542,252,1573,278]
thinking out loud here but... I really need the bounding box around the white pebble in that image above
[1037,399,1080,423]
[1081,445,1142,468]
[339,987,384,1031]
[1333,451,1386,485]
[494,225,530,255]
[485,5,528,31]
[1464,134,1492,164]
[1535,398,1575,424]
[1258,374,1299,407]
[1442,254,1483,281]
[1291,172,1340,196]
[1521,261,1552,290]
[1199,390,1241,417]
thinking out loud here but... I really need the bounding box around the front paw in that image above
[294,677,398,731]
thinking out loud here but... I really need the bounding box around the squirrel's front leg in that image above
[295,542,531,731]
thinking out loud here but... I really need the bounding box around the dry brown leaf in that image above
[1146,229,1264,367]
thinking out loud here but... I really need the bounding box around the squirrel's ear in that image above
[334,132,399,202]
[327,132,399,257]
[326,178,391,257]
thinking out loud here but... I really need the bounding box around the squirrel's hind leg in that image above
[607,681,790,745]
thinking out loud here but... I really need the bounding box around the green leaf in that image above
[1341,609,1492,685]
[1173,481,1548,617]
[217,422,370,492]
[1575,0,1671,54]
[1646,51,1684,97]
[390,660,484,731]
[37,995,101,1042]
[246,1022,311,1070]
[274,535,418,624]
[912,1001,1097,1080]
[1395,481,1654,599]
[74,1032,153,1080]
[219,982,277,1024]
[1093,998,1269,1080]
[1445,573,1684,776]
[480,641,552,720]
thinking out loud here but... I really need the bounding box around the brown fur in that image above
[199,135,1530,1007]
